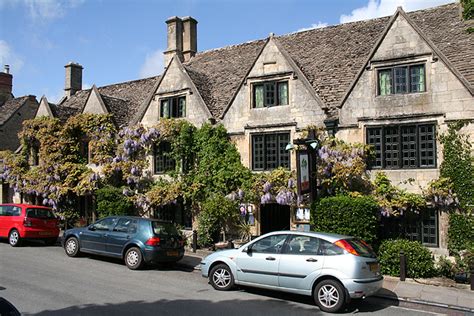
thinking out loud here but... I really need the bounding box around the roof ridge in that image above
[186,38,266,60]
[97,75,160,90]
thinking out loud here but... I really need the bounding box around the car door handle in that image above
[266,256,276,261]
[306,258,318,262]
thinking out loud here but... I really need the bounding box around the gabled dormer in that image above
[83,85,108,115]
[36,96,55,118]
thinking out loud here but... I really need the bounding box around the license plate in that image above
[39,231,51,236]
[167,250,178,257]
[369,262,379,272]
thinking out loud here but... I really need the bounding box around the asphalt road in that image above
[0,240,464,316]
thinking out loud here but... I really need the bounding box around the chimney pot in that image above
[64,62,83,97]
[4,65,10,74]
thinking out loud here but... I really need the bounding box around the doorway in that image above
[260,203,290,235]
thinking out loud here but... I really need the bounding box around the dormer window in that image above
[160,96,186,118]
[378,64,425,96]
[253,81,288,108]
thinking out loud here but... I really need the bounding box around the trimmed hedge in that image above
[311,195,379,245]
[448,212,474,254]
[378,239,436,278]
[96,185,135,218]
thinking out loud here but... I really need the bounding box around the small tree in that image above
[96,185,135,218]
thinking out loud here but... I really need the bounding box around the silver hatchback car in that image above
[201,231,382,313]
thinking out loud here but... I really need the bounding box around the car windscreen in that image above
[26,208,55,219]
[346,238,376,258]
[152,221,179,237]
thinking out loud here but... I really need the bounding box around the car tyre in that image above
[64,237,80,257]
[209,264,234,291]
[8,229,21,247]
[314,279,346,313]
[125,247,144,270]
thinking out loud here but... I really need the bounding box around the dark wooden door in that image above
[260,204,290,235]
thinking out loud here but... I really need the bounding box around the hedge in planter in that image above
[96,185,135,218]
[378,239,436,278]
[311,195,379,245]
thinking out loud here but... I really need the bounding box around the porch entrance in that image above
[260,203,290,235]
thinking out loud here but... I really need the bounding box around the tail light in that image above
[334,239,359,256]
[145,236,161,246]
[23,218,33,227]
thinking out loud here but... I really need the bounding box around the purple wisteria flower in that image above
[263,181,272,193]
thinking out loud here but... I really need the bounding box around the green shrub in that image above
[311,195,379,245]
[96,185,135,218]
[378,239,436,278]
[436,256,455,278]
[448,212,474,254]
[197,195,239,247]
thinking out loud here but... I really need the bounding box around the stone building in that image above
[0,65,39,203]
[2,3,472,253]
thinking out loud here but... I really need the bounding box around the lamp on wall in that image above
[285,142,295,151]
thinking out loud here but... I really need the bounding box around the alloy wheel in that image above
[9,230,19,246]
[318,284,340,308]
[66,239,77,254]
[212,268,232,288]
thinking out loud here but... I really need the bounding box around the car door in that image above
[80,217,117,252]
[106,218,136,255]
[0,205,8,237]
[278,234,325,291]
[236,233,288,287]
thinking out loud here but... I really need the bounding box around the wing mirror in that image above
[242,245,252,253]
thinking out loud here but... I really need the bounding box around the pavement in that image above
[179,247,474,314]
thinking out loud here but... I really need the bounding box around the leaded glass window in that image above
[252,133,290,171]
[377,64,426,95]
[154,142,176,174]
[367,123,435,169]
[160,96,186,118]
[253,81,289,108]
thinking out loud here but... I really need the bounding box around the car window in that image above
[319,239,344,256]
[284,235,321,255]
[152,221,179,236]
[250,234,288,254]
[93,218,117,231]
[1,206,21,216]
[26,208,54,219]
[0,206,8,216]
[114,218,132,233]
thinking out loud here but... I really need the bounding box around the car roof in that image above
[100,216,173,223]
[264,230,352,242]
[0,203,51,209]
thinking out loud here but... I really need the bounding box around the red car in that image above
[0,204,60,247]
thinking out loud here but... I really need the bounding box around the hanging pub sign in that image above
[297,150,311,195]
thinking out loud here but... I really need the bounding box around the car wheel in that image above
[314,279,346,313]
[44,237,57,246]
[64,237,80,257]
[125,247,144,270]
[8,229,21,247]
[209,264,234,291]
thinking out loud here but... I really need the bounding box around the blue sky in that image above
[0,0,454,103]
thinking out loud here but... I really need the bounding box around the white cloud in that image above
[0,0,84,22]
[0,40,24,74]
[139,49,165,78]
[340,0,455,23]
[297,21,329,32]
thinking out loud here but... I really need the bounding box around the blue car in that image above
[63,216,184,270]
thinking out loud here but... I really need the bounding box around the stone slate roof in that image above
[184,40,266,118]
[409,3,474,87]
[55,76,159,126]
[0,96,31,125]
[179,3,472,119]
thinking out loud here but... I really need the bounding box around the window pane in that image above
[251,234,288,254]
[384,126,399,168]
[378,70,392,95]
[266,134,278,170]
[278,133,290,169]
[367,128,383,168]
[154,142,175,174]
[264,82,276,106]
[254,85,264,108]
[178,97,186,117]
[252,135,265,170]
[160,100,169,118]
[410,65,425,93]
[285,235,321,255]
[278,82,288,105]
[401,125,417,167]
[394,67,408,94]
[418,125,435,167]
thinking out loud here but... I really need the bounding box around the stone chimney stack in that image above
[64,62,83,98]
[0,65,13,105]
[182,16,197,62]
[164,16,184,66]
